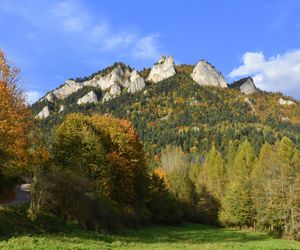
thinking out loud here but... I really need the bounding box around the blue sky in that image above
[1,0,300,102]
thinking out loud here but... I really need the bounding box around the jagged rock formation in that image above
[41,64,146,104]
[128,70,145,93]
[102,84,122,103]
[278,98,295,106]
[147,56,176,83]
[191,60,228,88]
[51,80,82,100]
[35,106,50,119]
[231,77,257,95]
[77,91,98,105]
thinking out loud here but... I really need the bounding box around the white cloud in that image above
[132,35,161,60]
[25,90,42,104]
[90,23,137,51]
[229,50,300,97]
[49,1,162,58]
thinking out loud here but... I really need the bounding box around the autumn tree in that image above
[0,49,31,178]
[53,113,149,207]
[160,146,195,203]
[252,144,284,232]
[199,145,226,199]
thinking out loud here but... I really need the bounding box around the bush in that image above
[30,169,121,231]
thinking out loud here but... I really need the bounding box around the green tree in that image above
[53,113,148,207]
[200,145,225,199]
[220,140,256,227]
[160,146,195,203]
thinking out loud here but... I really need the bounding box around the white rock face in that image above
[44,93,54,102]
[147,56,176,83]
[128,70,145,93]
[191,60,228,88]
[77,91,98,105]
[109,84,121,96]
[84,65,131,90]
[278,98,295,105]
[102,92,112,102]
[52,80,82,100]
[239,78,257,95]
[40,64,146,102]
[59,105,65,112]
[35,106,50,119]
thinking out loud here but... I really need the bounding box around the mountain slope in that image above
[32,57,300,166]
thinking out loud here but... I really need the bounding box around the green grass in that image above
[0,206,299,250]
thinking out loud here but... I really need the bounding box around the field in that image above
[1,206,299,250]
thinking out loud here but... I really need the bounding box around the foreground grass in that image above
[0,206,299,250]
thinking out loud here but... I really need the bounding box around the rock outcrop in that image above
[102,92,112,102]
[35,106,50,119]
[240,78,257,95]
[52,80,82,100]
[77,91,98,105]
[278,98,295,106]
[147,56,176,83]
[59,105,65,112]
[83,64,131,90]
[191,60,228,88]
[128,70,145,93]
[231,77,257,95]
[40,64,147,103]
[110,84,121,96]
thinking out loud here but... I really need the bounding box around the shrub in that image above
[30,169,121,231]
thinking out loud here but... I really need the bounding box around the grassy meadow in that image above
[0,206,299,250]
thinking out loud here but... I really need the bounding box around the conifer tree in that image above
[200,145,225,199]
[220,140,256,227]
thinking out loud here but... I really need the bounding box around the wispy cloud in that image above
[229,50,300,97]
[46,0,162,57]
[132,35,161,60]
[25,90,42,104]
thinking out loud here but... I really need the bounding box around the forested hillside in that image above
[32,66,300,167]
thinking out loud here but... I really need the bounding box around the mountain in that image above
[32,56,300,166]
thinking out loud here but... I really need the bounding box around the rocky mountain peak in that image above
[147,56,176,83]
[191,60,228,88]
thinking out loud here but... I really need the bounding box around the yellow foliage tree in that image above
[0,49,31,176]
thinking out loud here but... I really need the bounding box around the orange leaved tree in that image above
[0,49,31,177]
